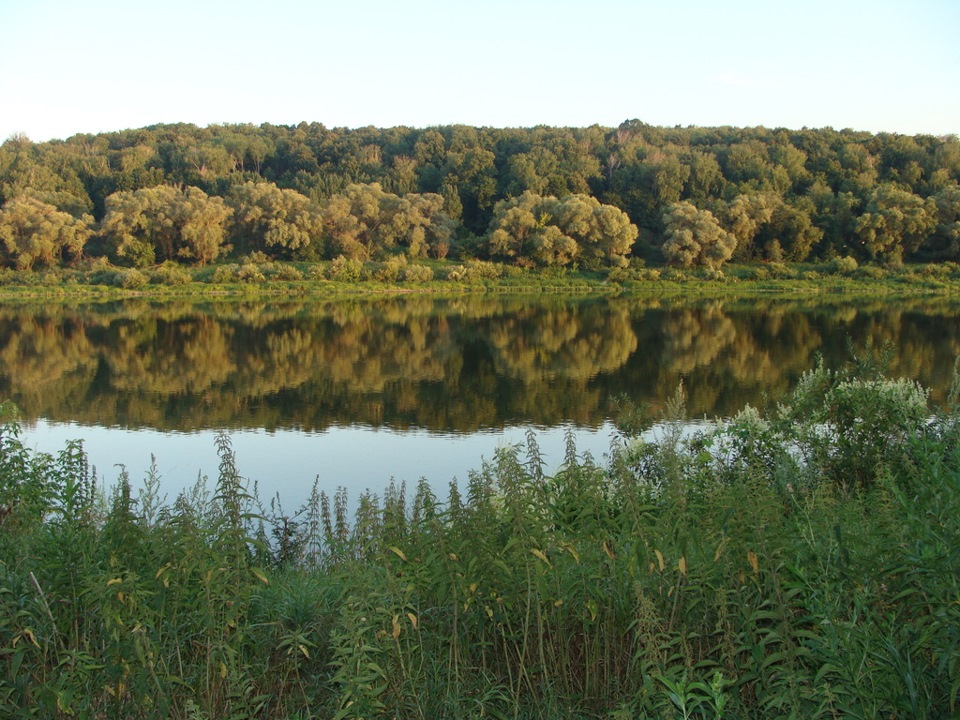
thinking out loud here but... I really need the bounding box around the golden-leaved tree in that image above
[484,191,637,269]
[0,195,92,270]
[101,185,232,266]
[660,201,736,269]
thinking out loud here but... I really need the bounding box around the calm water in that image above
[3,294,959,506]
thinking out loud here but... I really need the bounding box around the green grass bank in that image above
[3,257,960,302]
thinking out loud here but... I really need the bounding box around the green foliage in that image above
[149,261,192,285]
[101,185,232,267]
[4,122,960,281]
[89,266,149,288]
[484,191,638,269]
[661,200,736,269]
[319,183,456,262]
[1,349,960,718]
[401,263,434,283]
[829,254,859,274]
[226,181,323,260]
[0,195,92,270]
[325,255,365,282]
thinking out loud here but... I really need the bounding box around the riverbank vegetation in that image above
[2,354,958,718]
[2,122,960,279]
[2,254,960,302]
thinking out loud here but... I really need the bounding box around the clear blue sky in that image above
[2,0,958,142]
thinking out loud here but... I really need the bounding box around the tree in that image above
[855,183,936,262]
[484,192,637,268]
[319,183,457,261]
[725,192,821,261]
[101,185,232,266]
[176,187,233,265]
[550,194,637,269]
[927,184,960,259]
[0,196,92,270]
[660,201,736,269]
[226,181,324,259]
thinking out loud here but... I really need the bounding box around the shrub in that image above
[765,262,795,279]
[464,260,503,280]
[373,256,407,282]
[237,262,266,283]
[830,255,859,274]
[88,268,149,288]
[401,264,434,283]
[854,264,888,280]
[150,262,192,286]
[444,260,503,283]
[117,268,148,288]
[326,255,365,282]
[743,266,770,280]
[268,264,303,281]
[209,264,239,283]
[660,268,689,282]
[917,262,951,278]
[779,362,929,489]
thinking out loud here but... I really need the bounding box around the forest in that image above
[1,121,959,274]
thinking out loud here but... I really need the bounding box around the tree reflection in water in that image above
[3,294,959,502]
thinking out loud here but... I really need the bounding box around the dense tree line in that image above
[1,121,959,270]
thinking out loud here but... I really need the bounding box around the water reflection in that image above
[2,294,959,435]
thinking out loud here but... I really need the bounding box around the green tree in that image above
[927,184,960,259]
[0,196,92,270]
[176,187,233,265]
[855,183,936,262]
[226,181,324,259]
[485,192,637,268]
[725,192,820,261]
[101,185,232,266]
[320,183,457,261]
[550,193,637,269]
[660,201,735,269]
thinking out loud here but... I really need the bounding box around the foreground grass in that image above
[1,357,959,718]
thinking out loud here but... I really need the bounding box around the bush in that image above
[372,256,407,283]
[660,268,689,282]
[209,264,239,283]
[117,268,148,288]
[268,264,303,281]
[779,362,929,489]
[88,268,149,288]
[444,260,503,283]
[464,260,503,281]
[150,262,192,286]
[830,255,859,274]
[854,264,888,280]
[765,262,795,279]
[237,262,266,283]
[326,255,365,283]
[401,264,434,283]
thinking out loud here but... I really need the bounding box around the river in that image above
[4,293,958,508]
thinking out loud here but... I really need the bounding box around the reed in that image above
[1,356,959,718]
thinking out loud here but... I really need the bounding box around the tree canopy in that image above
[1,120,958,268]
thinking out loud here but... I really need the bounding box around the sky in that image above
[1,0,958,143]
